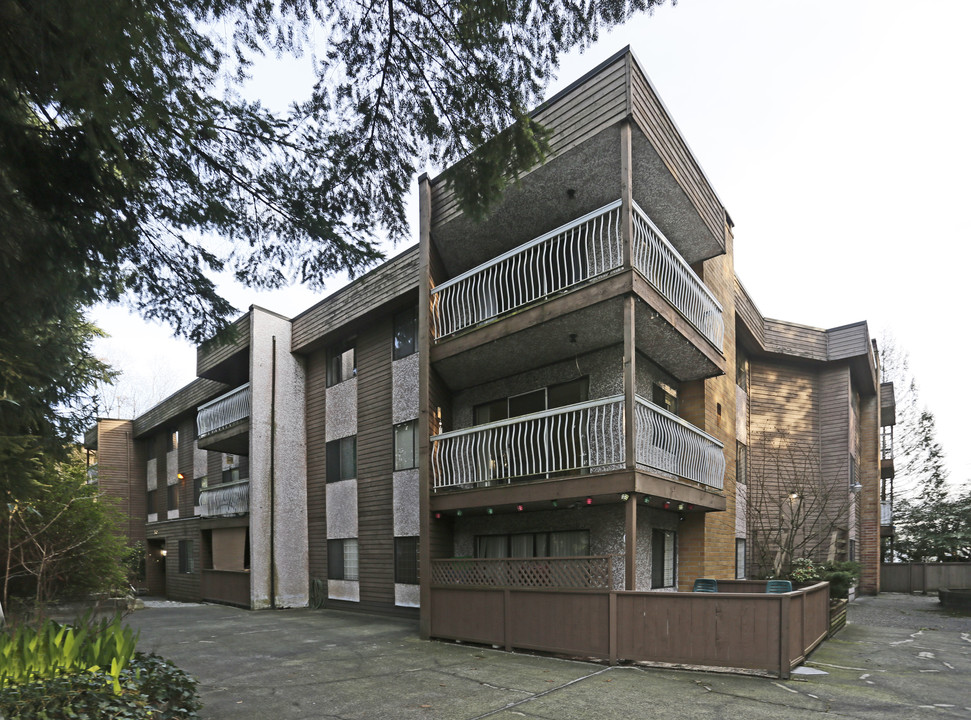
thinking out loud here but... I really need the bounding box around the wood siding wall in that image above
[197,315,250,378]
[306,348,328,582]
[291,247,419,353]
[763,320,827,361]
[95,420,145,545]
[356,316,396,613]
[157,518,202,602]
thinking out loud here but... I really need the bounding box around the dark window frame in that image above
[394,536,419,584]
[178,539,195,574]
[326,340,357,387]
[166,483,178,513]
[146,489,157,516]
[327,539,359,580]
[651,529,677,589]
[326,436,357,482]
[393,420,418,471]
[474,530,590,559]
[393,306,418,360]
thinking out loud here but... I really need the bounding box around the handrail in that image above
[197,383,251,438]
[634,397,725,489]
[430,202,623,339]
[632,201,724,349]
[199,478,250,517]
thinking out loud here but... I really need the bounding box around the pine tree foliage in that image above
[0,0,669,487]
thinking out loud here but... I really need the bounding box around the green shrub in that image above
[0,612,137,693]
[821,561,861,599]
[0,652,200,719]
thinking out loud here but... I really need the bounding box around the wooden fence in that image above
[201,569,251,607]
[429,577,829,679]
[881,563,971,593]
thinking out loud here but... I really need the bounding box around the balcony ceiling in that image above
[432,284,723,391]
[431,124,724,281]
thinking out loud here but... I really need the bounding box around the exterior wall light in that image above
[643,496,651,504]
[456,510,463,517]
[677,503,685,511]
[663,501,670,510]
[516,504,524,512]
[620,493,630,501]
[585,497,593,505]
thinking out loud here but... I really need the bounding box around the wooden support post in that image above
[625,494,637,591]
[417,173,433,639]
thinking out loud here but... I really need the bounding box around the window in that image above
[736,443,747,486]
[652,383,677,414]
[849,456,858,488]
[146,440,157,460]
[736,350,749,390]
[394,537,419,584]
[651,529,676,588]
[393,306,418,360]
[193,478,204,506]
[326,436,357,482]
[178,539,195,574]
[735,538,746,579]
[849,539,857,563]
[474,377,589,425]
[328,539,359,580]
[146,490,157,516]
[166,483,178,512]
[167,430,179,452]
[393,421,418,471]
[327,341,356,386]
[475,531,590,558]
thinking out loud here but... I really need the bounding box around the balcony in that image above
[881,426,895,479]
[197,383,250,454]
[199,478,250,517]
[881,500,894,537]
[430,200,723,351]
[430,395,724,495]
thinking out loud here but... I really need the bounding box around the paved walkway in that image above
[124,594,971,720]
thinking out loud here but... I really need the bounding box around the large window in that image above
[193,477,204,506]
[393,306,418,360]
[166,483,178,513]
[178,539,195,574]
[474,377,589,425]
[328,539,359,581]
[326,341,356,387]
[326,436,357,482]
[394,537,419,584]
[652,382,677,414]
[475,530,590,558]
[146,490,157,516]
[393,420,418,471]
[735,538,746,579]
[651,529,676,588]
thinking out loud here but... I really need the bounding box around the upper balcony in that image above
[429,200,724,389]
[197,383,250,455]
[881,426,894,480]
[200,478,250,517]
[429,394,725,512]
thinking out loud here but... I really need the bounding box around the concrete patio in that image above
[124,593,971,719]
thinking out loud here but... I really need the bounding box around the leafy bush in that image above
[0,652,200,719]
[0,612,137,693]
[784,558,861,599]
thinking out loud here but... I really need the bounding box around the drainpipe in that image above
[269,336,277,608]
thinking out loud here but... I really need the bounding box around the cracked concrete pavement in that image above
[125,593,971,719]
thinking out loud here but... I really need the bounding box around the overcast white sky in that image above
[92,0,971,488]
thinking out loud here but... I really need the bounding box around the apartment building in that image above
[85,48,892,635]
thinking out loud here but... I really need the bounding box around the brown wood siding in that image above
[880,382,896,426]
[207,450,222,486]
[95,420,144,545]
[431,61,628,227]
[197,315,250,378]
[178,418,195,516]
[291,247,419,353]
[355,315,395,613]
[819,366,850,486]
[826,323,869,361]
[734,277,766,349]
[156,519,202,602]
[133,378,229,438]
[305,348,328,582]
[763,320,827,361]
[629,60,724,246]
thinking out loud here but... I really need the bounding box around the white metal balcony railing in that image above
[429,200,724,350]
[431,395,724,491]
[431,201,623,339]
[881,500,892,526]
[633,398,725,490]
[631,202,724,349]
[197,383,251,438]
[200,478,250,517]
